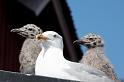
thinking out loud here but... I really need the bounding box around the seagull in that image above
[74,33,119,82]
[35,31,114,82]
[11,24,43,74]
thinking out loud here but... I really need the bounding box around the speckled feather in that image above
[11,24,43,74]
[78,33,119,82]
[19,39,41,74]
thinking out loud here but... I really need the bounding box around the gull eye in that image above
[89,38,93,40]
[53,34,57,38]
[28,28,33,31]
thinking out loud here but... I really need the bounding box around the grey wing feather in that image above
[100,63,119,82]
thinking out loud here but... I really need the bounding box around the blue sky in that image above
[67,0,124,79]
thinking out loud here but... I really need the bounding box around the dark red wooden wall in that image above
[0,0,21,72]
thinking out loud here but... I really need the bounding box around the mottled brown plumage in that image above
[74,33,119,82]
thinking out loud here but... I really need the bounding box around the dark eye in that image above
[38,28,41,32]
[31,34,34,36]
[53,35,57,38]
[28,28,33,31]
[89,38,93,40]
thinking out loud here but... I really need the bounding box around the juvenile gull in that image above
[74,33,119,82]
[11,24,42,74]
[35,31,114,82]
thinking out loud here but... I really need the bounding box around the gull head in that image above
[35,31,63,49]
[73,33,104,48]
[11,24,42,39]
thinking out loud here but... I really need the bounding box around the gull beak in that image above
[35,34,48,41]
[73,40,82,44]
[11,28,23,33]
[73,39,90,45]
[11,28,29,38]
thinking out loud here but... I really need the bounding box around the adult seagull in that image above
[35,31,114,82]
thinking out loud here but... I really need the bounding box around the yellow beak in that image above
[35,34,48,40]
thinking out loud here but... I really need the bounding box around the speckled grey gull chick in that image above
[11,24,43,74]
[74,33,119,82]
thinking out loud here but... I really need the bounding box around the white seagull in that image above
[11,24,42,74]
[35,31,114,82]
